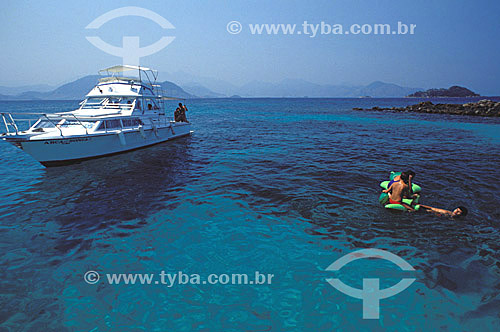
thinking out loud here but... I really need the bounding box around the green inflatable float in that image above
[379,171,421,211]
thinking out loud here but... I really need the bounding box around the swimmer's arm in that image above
[419,204,451,216]
[408,175,413,195]
[419,204,432,211]
[382,183,394,193]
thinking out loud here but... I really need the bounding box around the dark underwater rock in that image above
[353,100,500,117]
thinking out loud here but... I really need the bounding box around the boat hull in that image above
[3,123,191,166]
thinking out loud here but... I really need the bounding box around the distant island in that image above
[407,86,479,98]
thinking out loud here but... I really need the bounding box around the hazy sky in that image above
[1,0,499,94]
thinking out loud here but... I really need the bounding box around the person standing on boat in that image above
[174,104,181,122]
[179,103,188,122]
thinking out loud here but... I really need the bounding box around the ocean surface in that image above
[0,98,499,331]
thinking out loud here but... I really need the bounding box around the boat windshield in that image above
[81,97,136,111]
[33,120,56,129]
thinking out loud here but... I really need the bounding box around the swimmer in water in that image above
[419,205,468,218]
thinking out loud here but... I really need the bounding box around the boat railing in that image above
[67,114,89,135]
[152,85,184,118]
[0,112,93,137]
[2,111,177,138]
[81,102,135,112]
[0,112,19,135]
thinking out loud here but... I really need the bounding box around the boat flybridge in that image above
[0,65,192,166]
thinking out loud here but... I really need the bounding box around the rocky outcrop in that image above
[353,100,500,117]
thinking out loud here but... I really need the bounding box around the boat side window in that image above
[122,118,144,127]
[106,119,122,129]
[97,119,122,131]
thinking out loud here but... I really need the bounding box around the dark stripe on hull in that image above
[40,133,191,167]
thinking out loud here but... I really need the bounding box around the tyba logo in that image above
[326,248,416,319]
[85,7,175,66]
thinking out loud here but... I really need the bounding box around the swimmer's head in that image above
[452,206,468,218]
[400,172,410,184]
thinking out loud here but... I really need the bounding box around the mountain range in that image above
[0,84,54,96]
[0,76,195,100]
[0,76,423,100]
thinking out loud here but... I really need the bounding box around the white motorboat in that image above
[1,65,192,166]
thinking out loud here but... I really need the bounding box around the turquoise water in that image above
[0,98,499,331]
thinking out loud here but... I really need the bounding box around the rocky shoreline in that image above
[353,99,500,117]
